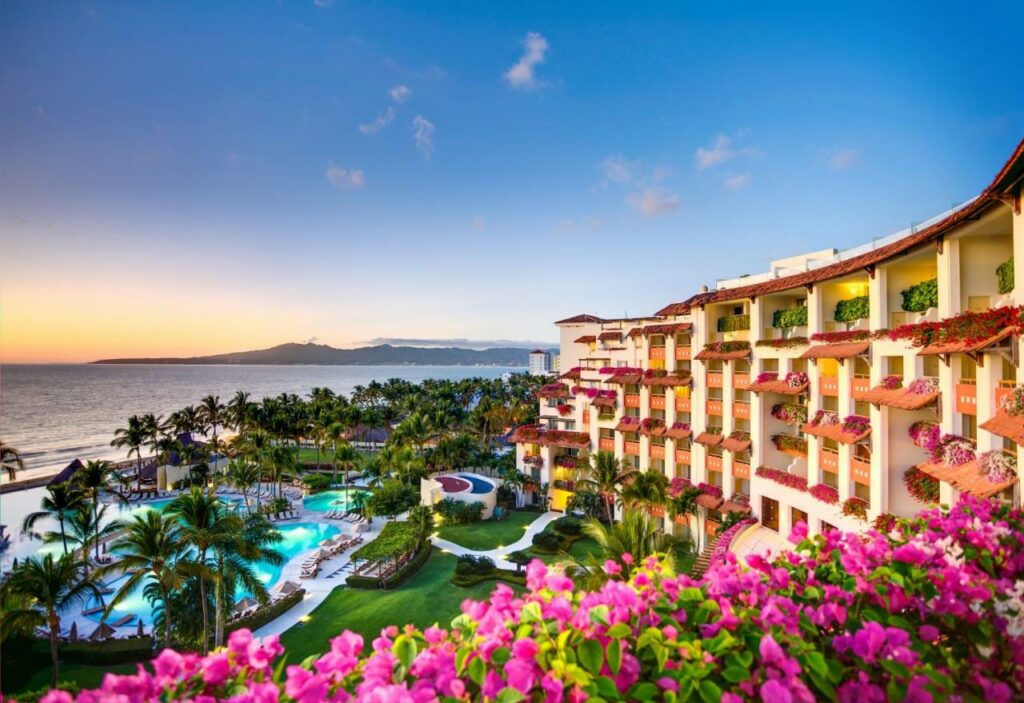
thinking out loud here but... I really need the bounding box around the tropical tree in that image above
[1,438,25,480]
[226,391,253,438]
[42,505,122,561]
[142,413,168,472]
[267,445,296,499]
[168,405,202,439]
[198,395,226,454]
[99,511,188,648]
[669,484,703,550]
[563,512,684,590]
[3,553,104,686]
[228,458,260,514]
[111,415,147,491]
[579,451,636,524]
[366,479,418,521]
[74,460,125,559]
[619,469,669,513]
[334,442,360,500]
[23,483,86,555]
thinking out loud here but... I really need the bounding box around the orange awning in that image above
[800,342,870,359]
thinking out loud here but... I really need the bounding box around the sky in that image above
[1,1,1023,363]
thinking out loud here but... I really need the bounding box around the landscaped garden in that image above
[435,508,539,550]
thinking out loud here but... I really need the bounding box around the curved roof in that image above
[657,139,1024,316]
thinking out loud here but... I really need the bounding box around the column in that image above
[869,267,888,332]
[937,238,961,318]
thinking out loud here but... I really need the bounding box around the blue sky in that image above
[1,1,1022,361]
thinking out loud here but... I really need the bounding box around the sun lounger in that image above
[82,606,105,616]
[111,614,136,627]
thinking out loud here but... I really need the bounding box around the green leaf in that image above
[578,639,604,674]
[606,623,632,639]
[630,682,660,700]
[589,605,610,625]
[496,688,525,703]
[698,680,722,703]
[491,647,511,665]
[393,636,417,670]
[596,676,620,699]
[734,650,754,669]
[455,648,469,674]
[606,639,622,675]
[468,656,486,686]
[520,601,543,623]
[722,666,748,683]
[804,651,827,678]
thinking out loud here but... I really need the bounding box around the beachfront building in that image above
[513,140,1024,543]
[528,349,556,376]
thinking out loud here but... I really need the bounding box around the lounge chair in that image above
[111,614,137,627]
[82,606,105,617]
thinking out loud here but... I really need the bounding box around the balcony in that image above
[820,448,839,473]
[996,380,1015,409]
[624,393,641,408]
[599,437,615,452]
[675,396,691,413]
[734,373,750,389]
[733,461,751,479]
[706,399,724,416]
[821,375,839,397]
[675,448,691,465]
[649,444,665,460]
[851,457,871,485]
[582,409,590,424]
[650,394,666,410]
[708,372,724,388]
[675,345,691,360]
[707,454,724,472]
[852,375,870,395]
[955,381,977,415]
[733,401,750,419]
[624,440,641,455]
[649,346,666,361]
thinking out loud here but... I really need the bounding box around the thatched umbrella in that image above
[136,619,145,637]
[276,580,300,595]
[88,622,115,641]
[69,622,79,642]
[234,597,257,614]
[317,548,332,561]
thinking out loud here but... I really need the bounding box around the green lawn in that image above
[278,551,501,662]
[436,510,540,551]
[8,663,138,698]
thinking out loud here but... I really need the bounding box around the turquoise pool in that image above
[86,521,339,624]
[303,489,370,513]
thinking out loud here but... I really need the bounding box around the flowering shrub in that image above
[556,404,573,416]
[754,465,808,492]
[872,512,898,532]
[669,421,690,432]
[708,517,757,562]
[934,434,976,467]
[808,409,840,426]
[840,415,870,436]
[908,421,940,453]
[666,476,693,498]
[840,496,869,521]
[784,371,808,388]
[582,388,617,399]
[907,376,939,395]
[903,466,939,503]
[643,368,667,378]
[755,337,809,349]
[697,481,723,498]
[771,402,807,426]
[523,454,543,468]
[977,450,1017,483]
[639,417,664,432]
[537,383,570,398]
[618,416,640,427]
[53,498,1024,703]
[599,366,643,375]
[834,295,870,323]
[809,483,839,504]
[809,329,875,343]
[999,384,1024,415]
[884,305,1023,348]
[880,374,903,390]
[771,434,808,456]
[754,371,779,384]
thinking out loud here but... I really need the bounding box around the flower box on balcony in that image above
[755,465,808,491]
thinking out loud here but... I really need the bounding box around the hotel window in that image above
[962,414,977,442]
[762,358,779,374]
[923,355,940,378]
[733,478,750,496]
[854,482,870,505]
[960,357,977,383]
[855,401,871,416]
[791,358,808,374]
[887,356,904,378]
[650,458,665,473]
[624,455,640,469]
[822,469,839,489]
[707,471,723,488]
[822,396,839,412]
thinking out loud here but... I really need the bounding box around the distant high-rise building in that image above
[528,349,553,376]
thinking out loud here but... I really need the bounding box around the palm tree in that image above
[99,512,187,648]
[198,395,226,453]
[212,513,283,647]
[563,512,683,590]
[169,488,237,652]
[111,415,147,491]
[334,443,360,502]
[246,430,271,512]
[142,413,168,472]
[226,391,253,438]
[74,460,125,559]
[228,458,260,514]
[323,422,347,486]
[42,505,122,561]
[23,483,86,555]
[169,405,202,439]
[267,445,296,500]
[1,438,25,480]
[3,553,104,686]
[669,484,702,551]
[619,470,669,513]
[579,451,636,524]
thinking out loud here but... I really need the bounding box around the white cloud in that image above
[724,172,752,190]
[504,32,548,90]
[413,115,434,158]
[600,155,637,186]
[472,215,487,230]
[695,133,760,170]
[389,85,412,103]
[358,106,395,135]
[827,147,860,172]
[626,188,680,217]
[313,0,333,7]
[325,164,365,189]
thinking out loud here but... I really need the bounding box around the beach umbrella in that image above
[277,580,300,595]
[69,622,79,642]
[88,622,115,641]
[317,548,332,561]
[234,597,257,614]
[136,619,145,637]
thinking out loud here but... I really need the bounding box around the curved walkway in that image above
[429,511,560,569]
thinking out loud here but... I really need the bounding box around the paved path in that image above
[730,524,792,561]
[429,511,561,570]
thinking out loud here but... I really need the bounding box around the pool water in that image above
[303,489,370,513]
[457,473,495,495]
[87,521,339,624]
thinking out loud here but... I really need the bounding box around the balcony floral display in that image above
[932,434,976,467]
[522,453,544,468]
[639,417,665,436]
[841,414,871,435]
[551,478,576,491]
[771,433,808,457]
[716,312,750,333]
[880,374,903,390]
[900,277,939,312]
[999,384,1024,415]
[560,366,584,380]
[810,329,874,344]
[667,476,694,498]
[695,340,751,360]
[664,421,692,440]
[697,481,723,498]
[907,376,939,395]
[885,304,1023,349]
[997,256,1014,294]
[872,511,899,532]
[903,466,940,503]
[840,496,869,521]
[772,305,808,329]
[785,370,809,388]
[755,371,779,384]
[553,455,579,470]
[599,366,643,375]
[755,465,808,491]
[556,403,573,416]
[808,409,840,426]
[771,402,807,426]
[755,336,810,349]
[809,483,840,505]
[977,450,1017,483]
[909,421,940,451]
[803,411,870,444]
[537,383,571,399]
[834,295,870,323]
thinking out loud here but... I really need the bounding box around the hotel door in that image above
[761,497,779,531]
[791,508,808,537]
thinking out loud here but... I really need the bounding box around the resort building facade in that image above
[513,140,1024,542]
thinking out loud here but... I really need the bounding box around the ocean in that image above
[0,364,519,481]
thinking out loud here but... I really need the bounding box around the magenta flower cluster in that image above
[977,450,1017,483]
[840,415,871,436]
[755,466,809,492]
[46,498,1024,703]
[809,483,840,505]
[880,374,903,390]
[666,476,694,498]
[754,371,779,384]
[697,481,722,498]
[578,387,616,399]
[784,371,808,388]
[907,376,939,395]
[908,421,940,453]
[808,409,840,426]
[708,517,756,564]
[599,366,643,375]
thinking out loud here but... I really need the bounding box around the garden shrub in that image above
[900,277,938,312]
[834,295,870,323]
[301,473,332,491]
[346,545,433,590]
[433,497,485,525]
[226,590,305,637]
[998,256,1014,294]
[530,530,561,551]
[551,515,583,536]
[716,313,750,333]
[454,554,496,576]
[564,485,604,518]
[451,568,527,588]
[771,305,808,329]
[351,521,420,561]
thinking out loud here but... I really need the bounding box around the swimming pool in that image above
[303,489,370,513]
[457,473,495,495]
[86,521,339,624]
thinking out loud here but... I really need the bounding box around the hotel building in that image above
[513,140,1024,543]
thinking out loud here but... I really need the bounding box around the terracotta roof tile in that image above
[721,500,752,515]
[853,385,940,410]
[918,328,1015,356]
[746,379,808,395]
[574,335,597,344]
[801,420,870,445]
[598,331,621,341]
[800,342,870,359]
[721,432,752,453]
[655,139,1024,316]
[641,373,691,387]
[605,373,644,385]
[640,322,692,336]
[694,432,724,446]
[980,413,1024,445]
[917,460,1018,499]
[536,383,571,399]
[557,314,605,324]
[590,396,616,408]
[695,347,751,361]
[615,417,641,432]
[664,425,692,440]
[695,494,724,509]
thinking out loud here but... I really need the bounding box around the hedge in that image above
[8,682,82,702]
[530,529,586,555]
[900,278,938,312]
[346,544,433,590]
[1,635,155,693]
[716,313,750,333]
[451,569,528,588]
[771,306,808,329]
[834,295,870,323]
[998,257,1015,294]
[351,521,419,561]
[225,589,305,637]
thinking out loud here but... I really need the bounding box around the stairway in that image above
[690,534,720,578]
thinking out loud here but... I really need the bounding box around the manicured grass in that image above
[9,663,138,697]
[530,535,600,565]
[435,510,540,551]
[278,551,500,662]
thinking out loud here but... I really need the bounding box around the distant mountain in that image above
[91,342,552,367]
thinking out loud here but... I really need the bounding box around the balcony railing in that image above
[675,448,691,465]
[852,375,870,395]
[599,437,615,451]
[851,457,871,485]
[820,375,839,397]
[675,396,691,412]
[734,373,750,389]
[624,393,641,408]
[649,444,665,460]
[708,372,724,388]
[733,401,750,419]
[675,345,691,360]
[650,394,666,410]
[707,454,724,472]
[956,380,977,415]
[706,399,724,416]
[649,347,666,361]
[819,448,840,473]
[624,440,641,455]
[733,461,751,479]
[582,409,590,424]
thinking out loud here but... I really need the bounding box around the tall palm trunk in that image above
[214,553,225,648]
[93,495,101,560]
[48,609,60,686]
[162,587,173,647]
[136,451,143,492]
[59,515,68,555]
[198,548,210,653]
